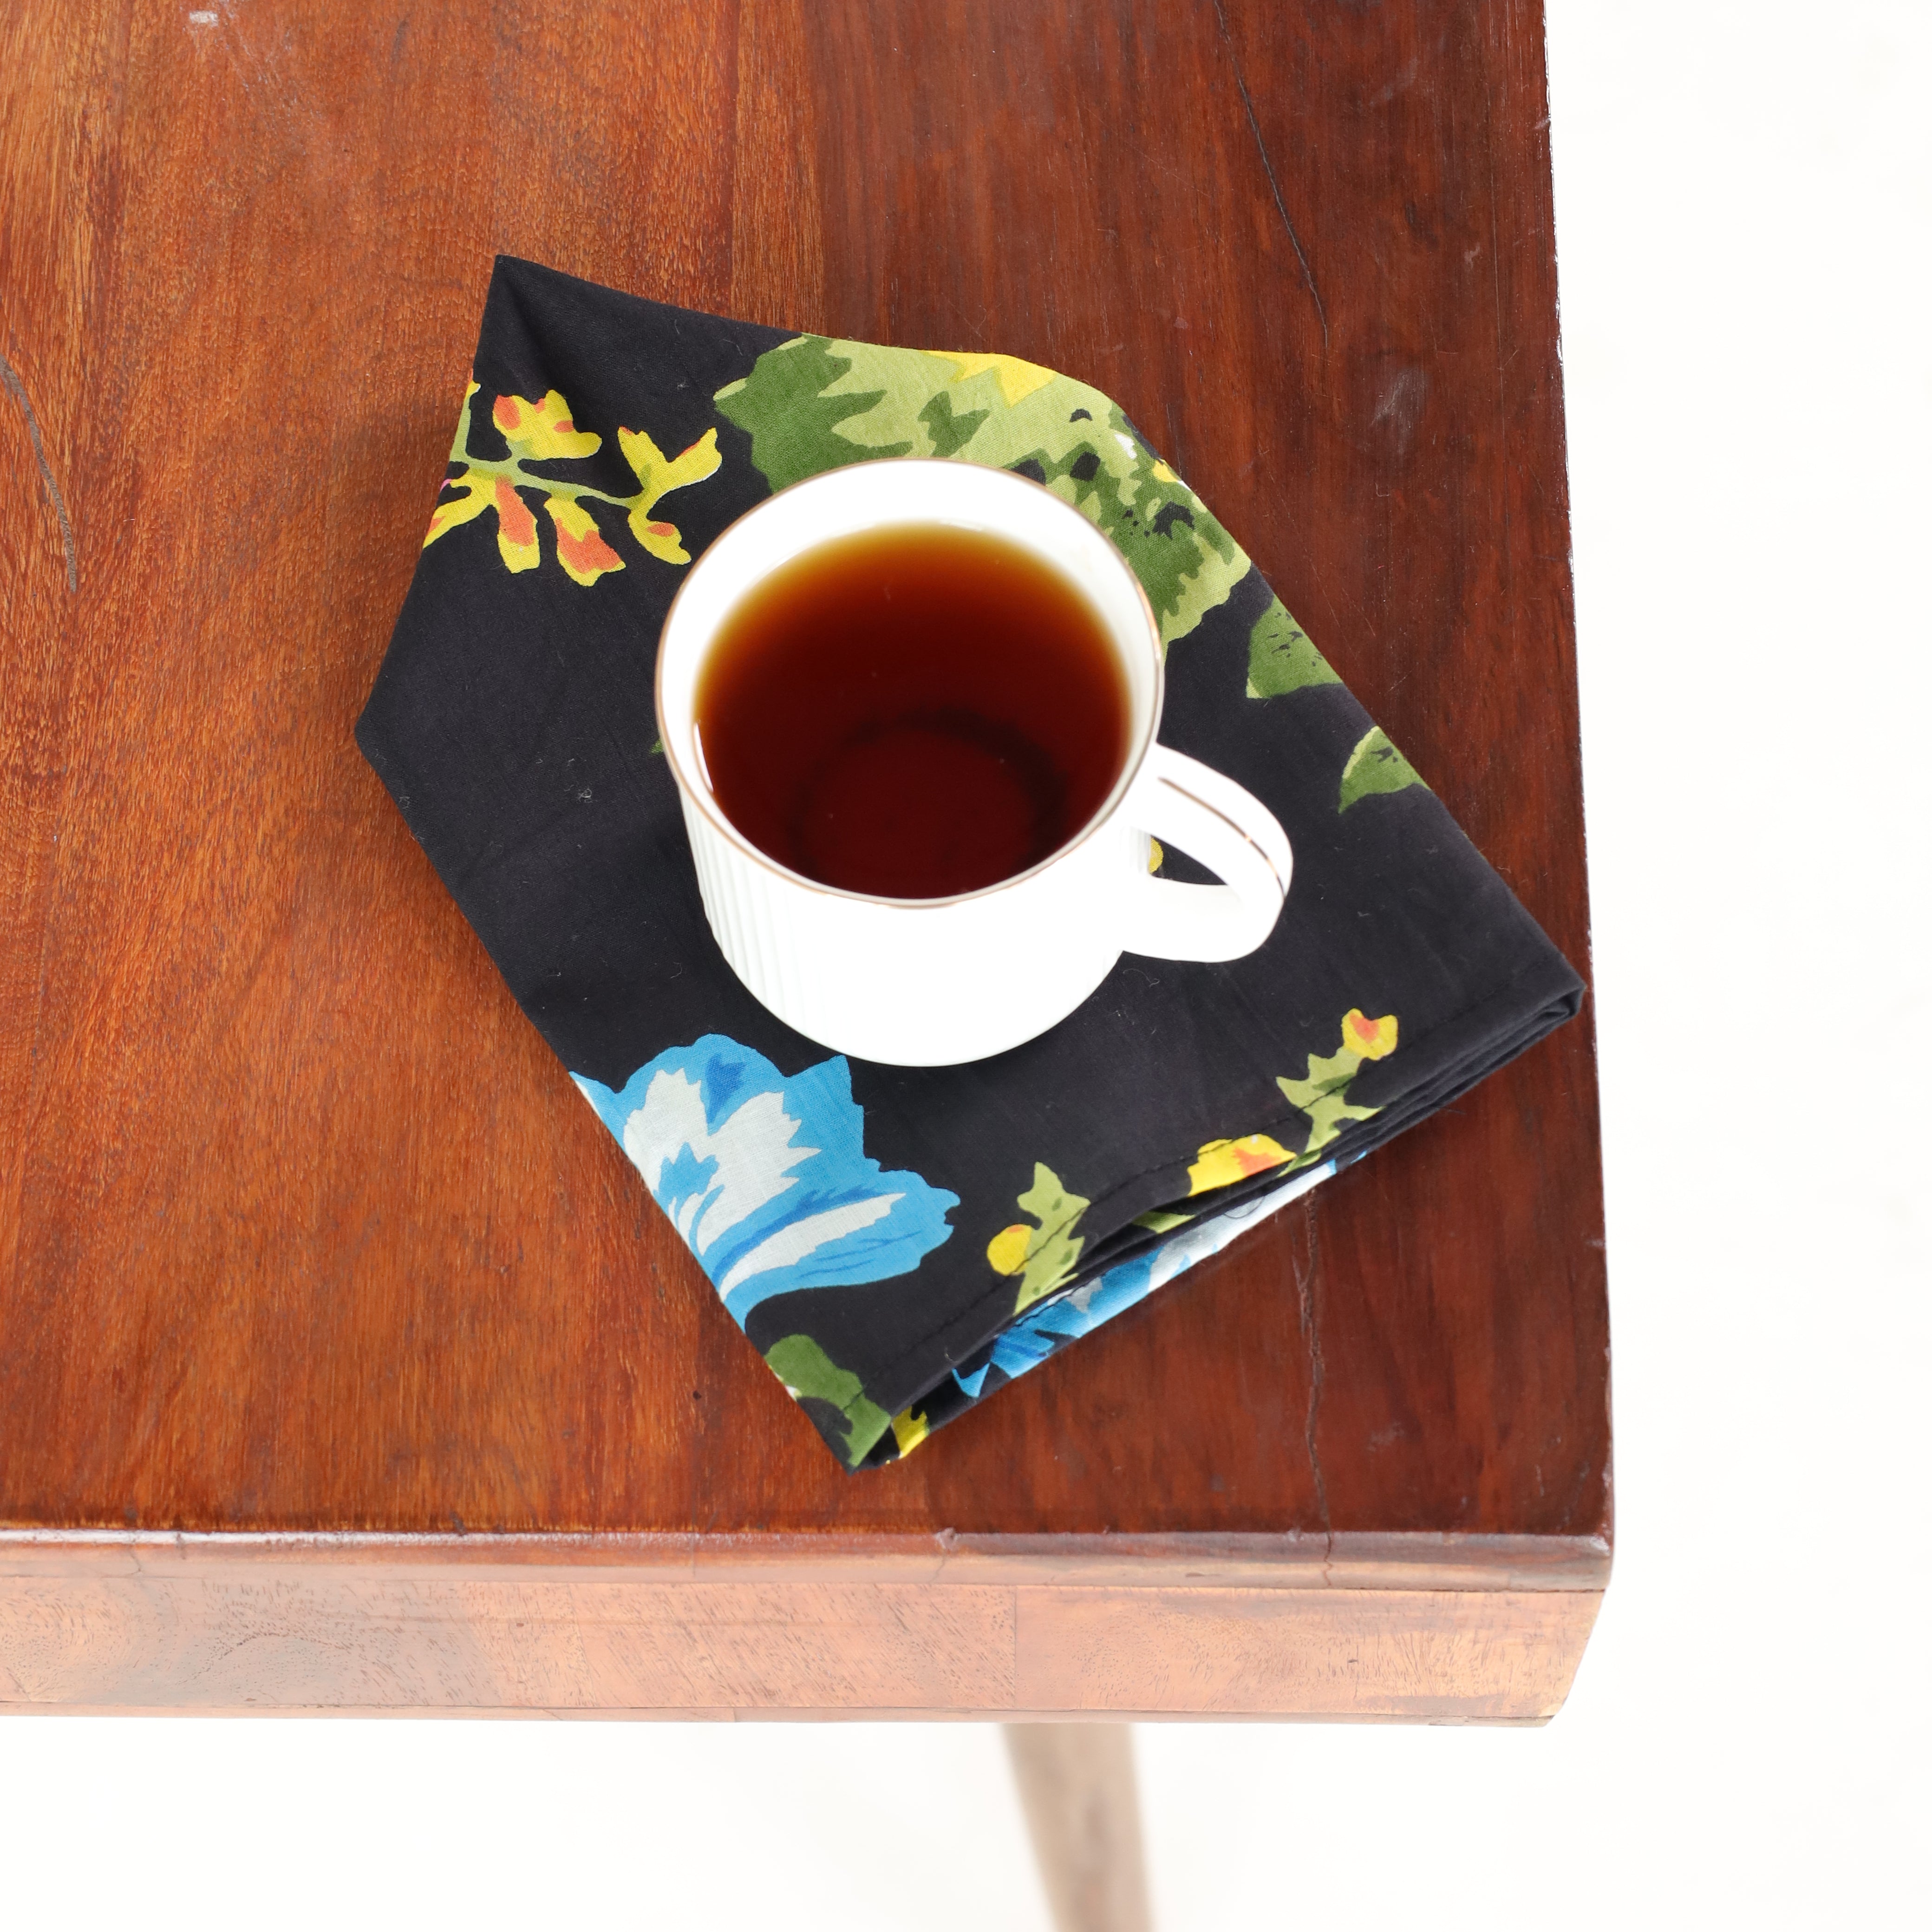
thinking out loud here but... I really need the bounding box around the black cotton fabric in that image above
[357,256,1582,1471]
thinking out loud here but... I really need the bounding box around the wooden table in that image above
[0,0,1608,1723]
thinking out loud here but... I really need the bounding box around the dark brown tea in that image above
[694,524,1131,899]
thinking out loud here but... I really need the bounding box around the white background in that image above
[4,3,1927,1925]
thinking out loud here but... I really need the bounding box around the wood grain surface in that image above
[0,1537,1601,1719]
[0,0,1607,1714]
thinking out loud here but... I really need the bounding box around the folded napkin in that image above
[358,255,1583,1471]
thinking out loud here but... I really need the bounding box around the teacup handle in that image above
[1117,745,1292,962]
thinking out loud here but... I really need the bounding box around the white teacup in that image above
[656,459,1291,1066]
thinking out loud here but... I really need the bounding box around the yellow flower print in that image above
[1342,1010,1398,1060]
[544,496,623,586]
[618,425,723,564]
[491,475,540,572]
[1187,1133,1295,1196]
[1195,1008,1405,1199]
[922,349,1058,406]
[988,1163,1091,1313]
[424,470,491,547]
[1276,1008,1402,1160]
[987,1223,1033,1275]
[424,381,721,585]
[492,389,601,461]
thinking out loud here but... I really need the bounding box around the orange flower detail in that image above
[1187,1134,1294,1196]
[423,383,719,582]
[1342,1010,1398,1060]
[493,477,539,572]
[546,496,624,586]
[493,390,601,460]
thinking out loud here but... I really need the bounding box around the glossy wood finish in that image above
[0,0,1606,1713]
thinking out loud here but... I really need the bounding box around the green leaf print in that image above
[1246,597,1339,698]
[714,336,911,482]
[764,1333,894,1466]
[986,1162,1091,1314]
[1338,725,1428,812]
[1132,1207,1194,1234]
[1179,1012,1402,1209]
[918,389,990,457]
[715,336,1247,647]
[1275,1010,1400,1159]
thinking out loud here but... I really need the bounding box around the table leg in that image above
[1003,1721,1154,1932]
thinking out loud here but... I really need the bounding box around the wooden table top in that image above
[0,1,1608,1718]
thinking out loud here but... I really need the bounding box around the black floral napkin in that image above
[357,256,1582,1471]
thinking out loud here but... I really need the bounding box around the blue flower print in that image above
[574,1035,958,1323]
[952,1156,1340,1399]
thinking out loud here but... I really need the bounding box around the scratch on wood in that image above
[1210,0,1330,349]
[1370,365,1430,463]
[1482,67,1514,609]
[0,348,78,592]
[1289,1195,1332,1539]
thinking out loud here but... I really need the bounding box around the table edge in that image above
[0,1527,1610,1592]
